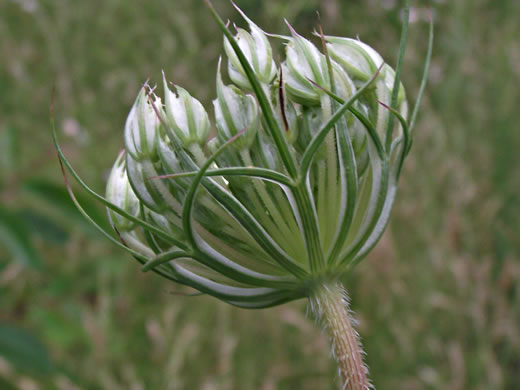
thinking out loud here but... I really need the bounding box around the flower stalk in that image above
[311,282,370,390]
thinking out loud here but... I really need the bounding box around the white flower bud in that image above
[105,152,140,232]
[326,37,408,136]
[124,88,161,161]
[163,76,210,147]
[326,37,384,82]
[224,12,277,90]
[282,28,328,105]
[213,60,259,149]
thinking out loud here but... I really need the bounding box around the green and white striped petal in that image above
[163,76,210,147]
[326,36,384,82]
[124,88,161,161]
[105,152,141,232]
[213,60,259,149]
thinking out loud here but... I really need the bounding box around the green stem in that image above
[311,282,371,390]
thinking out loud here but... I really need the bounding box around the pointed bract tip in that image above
[306,77,325,92]
[231,1,256,27]
[226,126,248,145]
[141,78,151,91]
[284,19,298,37]
[162,71,169,92]
[377,100,403,118]
[316,23,328,54]
[375,62,385,76]
[377,100,391,110]
[146,91,168,129]
[216,56,223,79]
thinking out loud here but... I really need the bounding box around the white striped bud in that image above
[213,60,259,149]
[326,37,384,82]
[282,29,328,105]
[105,152,140,232]
[124,88,161,161]
[224,14,277,90]
[163,76,210,147]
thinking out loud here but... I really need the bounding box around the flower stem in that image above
[311,282,371,390]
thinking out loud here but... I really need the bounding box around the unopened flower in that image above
[213,60,260,149]
[326,37,384,82]
[163,76,210,147]
[105,152,140,232]
[224,9,277,90]
[55,3,430,388]
[124,88,161,162]
[282,28,328,105]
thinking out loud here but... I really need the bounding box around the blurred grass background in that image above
[1,0,519,389]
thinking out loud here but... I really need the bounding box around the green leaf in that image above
[16,209,69,245]
[0,323,53,376]
[0,206,43,269]
[22,178,110,237]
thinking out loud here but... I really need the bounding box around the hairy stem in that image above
[311,282,371,390]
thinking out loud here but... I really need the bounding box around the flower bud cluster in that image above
[100,7,411,308]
